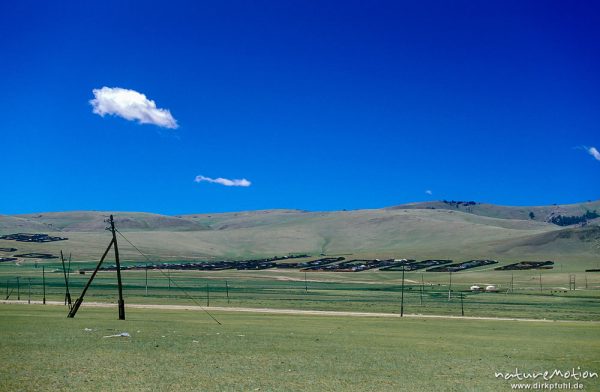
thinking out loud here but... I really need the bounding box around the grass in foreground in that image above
[1,304,599,391]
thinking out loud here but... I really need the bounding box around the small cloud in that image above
[425,190,433,195]
[586,146,600,161]
[194,175,251,187]
[90,87,178,129]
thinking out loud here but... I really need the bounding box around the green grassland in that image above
[1,305,599,391]
[2,262,600,321]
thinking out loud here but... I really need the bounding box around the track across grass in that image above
[4,300,600,324]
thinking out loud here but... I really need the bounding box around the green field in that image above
[2,262,600,321]
[1,304,599,391]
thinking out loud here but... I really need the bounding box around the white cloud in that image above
[425,190,433,195]
[587,146,600,161]
[90,87,178,129]
[194,175,251,187]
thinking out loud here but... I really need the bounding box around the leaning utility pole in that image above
[68,215,125,320]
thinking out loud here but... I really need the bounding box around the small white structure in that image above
[470,285,483,292]
[485,285,498,292]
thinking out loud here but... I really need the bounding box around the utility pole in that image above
[448,271,452,300]
[28,278,31,304]
[17,277,20,301]
[400,267,405,317]
[511,272,514,294]
[539,273,542,293]
[42,266,46,305]
[110,215,126,320]
[460,292,464,316]
[304,271,308,293]
[68,215,125,320]
[145,264,148,296]
[206,283,210,307]
[420,273,424,306]
[225,280,230,304]
[60,251,72,306]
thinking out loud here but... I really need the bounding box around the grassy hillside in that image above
[14,211,209,232]
[0,215,53,233]
[0,201,599,262]
[389,200,600,223]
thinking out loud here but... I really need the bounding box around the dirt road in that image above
[2,300,596,323]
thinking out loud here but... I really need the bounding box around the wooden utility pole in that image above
[539,273,542,293]
[28,278,31,304]
[145,264,148,296]
[225,280,230,304]
[511,272,514,294]
[420,273,424,306]
[42,266,46,305]
[111,215,125,320]
[60,251,72,306]
[400,267,405,317]
[304,272,308,293]
[460,292,464,316]
[206,283,210,307]
[68,215,125,320]
[16,277,20,300]
[448,271,452,300]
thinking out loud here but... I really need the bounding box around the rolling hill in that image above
[0,201,599,264]
[387,200,600,223]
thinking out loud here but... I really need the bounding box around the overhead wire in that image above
[114,228,222,325]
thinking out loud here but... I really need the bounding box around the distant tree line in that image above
[549,210,599,226]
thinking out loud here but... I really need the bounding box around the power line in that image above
[114,228,222,325]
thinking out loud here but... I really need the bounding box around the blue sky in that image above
[1,0,598,215]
